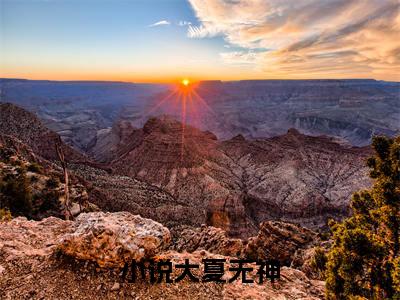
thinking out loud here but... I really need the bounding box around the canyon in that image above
[2,79,399,151]
[0,78,398,299]
[1,103,372,237]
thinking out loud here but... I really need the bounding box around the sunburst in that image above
[182,78,190,86]
[144,78,215,162]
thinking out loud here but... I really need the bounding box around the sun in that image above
[182,78,190,86]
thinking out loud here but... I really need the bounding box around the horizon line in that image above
[1,77,399,85]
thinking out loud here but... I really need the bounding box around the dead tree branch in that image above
[55,137,72,220]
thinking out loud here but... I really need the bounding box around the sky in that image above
[1,0,399,82]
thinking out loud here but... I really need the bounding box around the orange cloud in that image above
[188,0,400,80]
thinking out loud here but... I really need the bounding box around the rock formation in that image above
[174,225,244,257]
[107,116,250,236]
[97,116,371,236]
[0,103,87,162]
[59,212,171,267]
[136,79,400,146]
[0,103,373,237]
[0,215,325,300]
[243,221,319,266]
[220,128,372,231]
[2,79,398,150]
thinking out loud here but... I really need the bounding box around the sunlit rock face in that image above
[96,116,371,237]
[58,212,171,267]
[219,127,372,230]
[107,116,244,234]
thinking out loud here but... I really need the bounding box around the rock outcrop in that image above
[174,225,244,257]
[243,221,319,266]
[0,216,73,261]
[59,212,171,267]
[0,214,325,300]
[173,220,327,274]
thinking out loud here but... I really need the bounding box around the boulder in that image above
[58,212,171,267]
[174,225,244,257]
[243,221,318,266]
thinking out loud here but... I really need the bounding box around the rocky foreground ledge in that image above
[0,212,324,299]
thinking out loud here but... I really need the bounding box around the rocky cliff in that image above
[0,103,87,162]
[88,116,372,237]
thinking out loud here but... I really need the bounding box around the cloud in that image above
[220,50,265,65]
[149,20,171,27]
[187,0,400,80]
[187,24,220,38]
[178,21,192,26]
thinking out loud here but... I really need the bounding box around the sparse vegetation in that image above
[326,136,400,299]
[46,177,59,188]
[0,147,14,162]
[310,247,327,279]
[0,159,62,219]
[0,207,12,221]
[27,162,42,173]
[40,190,61,213]
[0,169,33,217]
[30,174,39,183]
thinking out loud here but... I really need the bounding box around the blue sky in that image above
[1,0,399,82]
[1,0,236,82]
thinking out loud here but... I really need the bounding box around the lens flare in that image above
[182,78,190,86]
[143,78,216,162]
